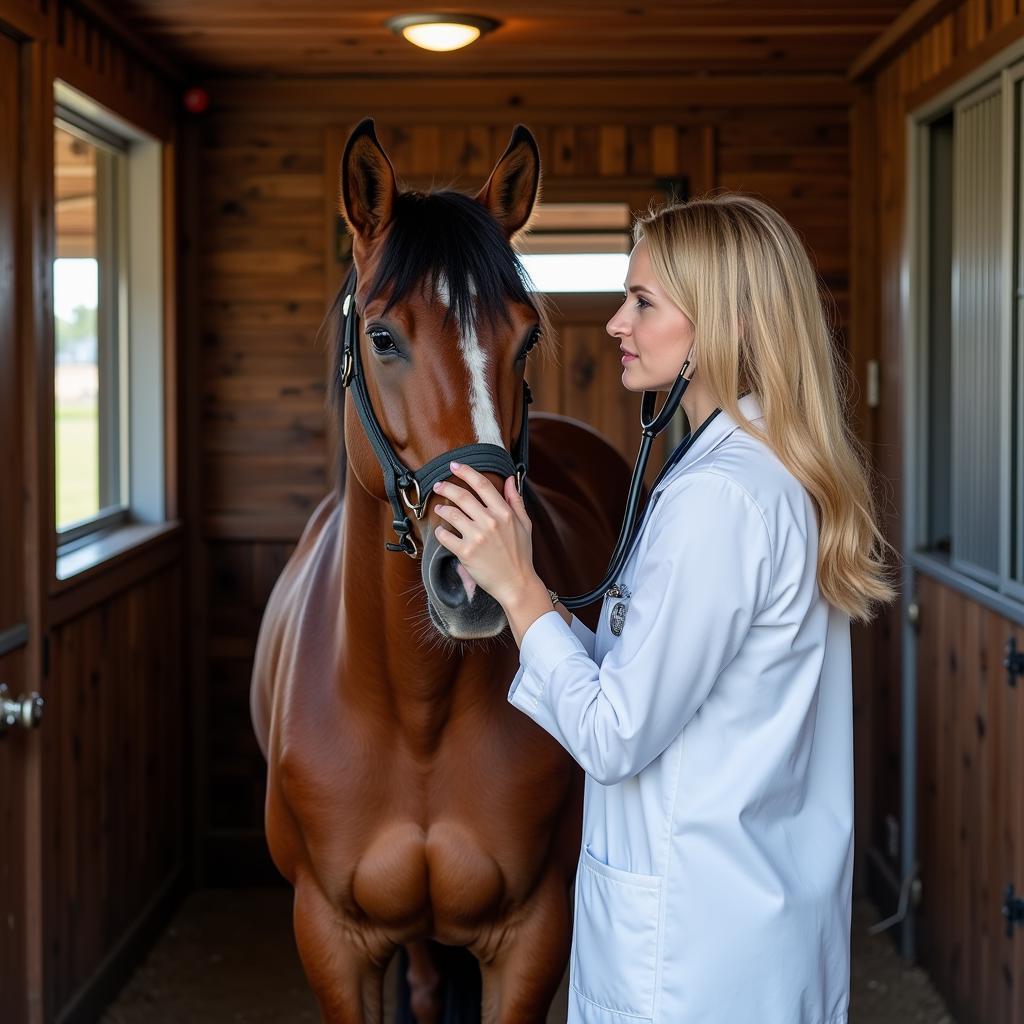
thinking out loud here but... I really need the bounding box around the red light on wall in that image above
[183,87,209,114]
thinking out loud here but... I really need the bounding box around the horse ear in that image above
[475,124,541,238]
[340,118,398,240]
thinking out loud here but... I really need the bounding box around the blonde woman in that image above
[432,194,896,1024]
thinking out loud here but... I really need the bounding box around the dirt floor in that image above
[101,889,955,1023]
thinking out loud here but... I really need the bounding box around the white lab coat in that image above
[508,392,852,1024]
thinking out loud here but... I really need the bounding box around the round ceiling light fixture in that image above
[386,13,501,52]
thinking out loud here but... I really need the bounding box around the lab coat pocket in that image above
[571,845,663,1020]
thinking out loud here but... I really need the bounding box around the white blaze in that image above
[436,275,504,448]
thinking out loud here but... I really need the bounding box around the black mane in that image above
[366,189,538,330]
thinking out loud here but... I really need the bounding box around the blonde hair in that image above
[635,194,897,623]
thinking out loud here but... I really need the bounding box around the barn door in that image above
[0,25,44,1024]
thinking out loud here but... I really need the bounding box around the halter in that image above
[338,269,532,558]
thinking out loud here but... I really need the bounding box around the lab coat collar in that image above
[654,391,765,495]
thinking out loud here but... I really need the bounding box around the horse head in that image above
[337,118,548,642]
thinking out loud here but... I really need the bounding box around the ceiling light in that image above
[387,13,500,52]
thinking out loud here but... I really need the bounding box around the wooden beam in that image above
[904,10,1024,112]
[848,0,959,81]
[72,0,184,84]
[205,74,855,115]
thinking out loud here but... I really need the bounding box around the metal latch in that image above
[1003,883,1024,936]
[1005,637,1024,688]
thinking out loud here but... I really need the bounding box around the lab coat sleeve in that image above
[568,614,597,657]
[507,471,773,785]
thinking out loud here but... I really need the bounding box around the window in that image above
[911,60,1024,609]
[53,83,167,573]
[54,118,126,535]
[516,202,631,292]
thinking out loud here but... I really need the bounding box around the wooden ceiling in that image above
[118,1,911,77]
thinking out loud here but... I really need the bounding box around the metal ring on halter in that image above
[400,478,424,518]
[515,464,526,495]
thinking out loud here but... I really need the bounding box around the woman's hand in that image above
[432,461,537,608]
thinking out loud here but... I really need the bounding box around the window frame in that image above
[906,47,1024,624]
[53,111,130,543]
[51,81,170,582]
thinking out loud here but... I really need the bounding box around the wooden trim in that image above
[162,132,179,521]
[904,12,1024,112]
[206,74,856,114]
[848,0,959,81]
[48,523,182,625]
[179,118,209,884]
[54,45,174,141]
[69,0,182,84]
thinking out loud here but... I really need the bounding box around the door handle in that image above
[0,683,43,736]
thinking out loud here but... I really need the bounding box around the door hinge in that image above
[1005,637,1024,688]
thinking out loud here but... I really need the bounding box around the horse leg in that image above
[292,878,390,1023]
[400,940,444,1024]
[478,875,573,1024]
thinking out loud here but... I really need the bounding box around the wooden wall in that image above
[915,575,1024,1023]
[851,3,1024,1022]
[190,76,856,880]
[0,1,187,1021]
[46,564,185,1017]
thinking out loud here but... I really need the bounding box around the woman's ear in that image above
[340,118,398,240]
[474,124,541,238]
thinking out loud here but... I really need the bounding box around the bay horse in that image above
[250,119,632,1023]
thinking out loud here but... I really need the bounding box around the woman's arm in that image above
[506,472,773,786]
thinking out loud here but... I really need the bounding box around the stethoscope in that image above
[558,357,722,610]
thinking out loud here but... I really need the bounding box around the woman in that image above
[431,194,896,1024]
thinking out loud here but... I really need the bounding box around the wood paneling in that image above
[204,541,293,872]
[915,575,1024,1024]
[51,0,178,140]
[44,565,186,1016]
[119,1,907,77]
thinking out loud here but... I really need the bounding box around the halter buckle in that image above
[399,477,425,519]
[386,517,419,559]
[341,350,354,388]
[515,464,526,495]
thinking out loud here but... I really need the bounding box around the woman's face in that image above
[606,239,695,393]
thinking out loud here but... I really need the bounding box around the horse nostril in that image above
[432,552,473,609]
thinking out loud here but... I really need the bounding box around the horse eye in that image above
[518,327,541,361]
[367,329,397,355]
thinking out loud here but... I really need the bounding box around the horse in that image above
[250,118,633,1023]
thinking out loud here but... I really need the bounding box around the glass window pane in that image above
[519,252,630,292]
[54,124,100,529]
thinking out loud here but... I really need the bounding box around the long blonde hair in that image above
[635,194,897,623]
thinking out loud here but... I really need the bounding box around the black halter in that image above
[338,269,532,558]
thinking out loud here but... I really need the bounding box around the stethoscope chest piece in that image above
[606,583,631,636]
